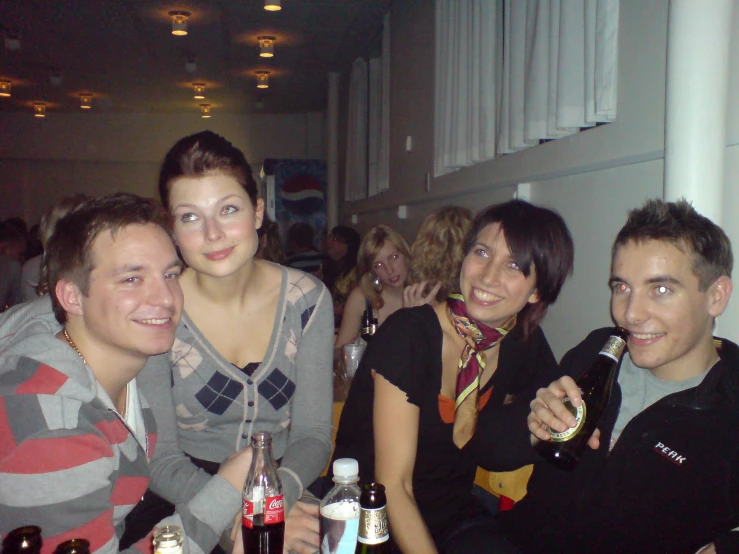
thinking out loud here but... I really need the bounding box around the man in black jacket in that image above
[495,199,739,553]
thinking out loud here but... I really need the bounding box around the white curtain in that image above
[434,0,499,177]
[368,14,391,196]
[436,0,619,167]
[502,0,620,151]
[346,14,390,200]
[345,58,368,201]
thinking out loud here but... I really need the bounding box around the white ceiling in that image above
[0,0,389,115]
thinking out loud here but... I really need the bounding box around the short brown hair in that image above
[410,206,474,302]
[158,131,258,210]
[46,193,174,324]
[612,198,733,290]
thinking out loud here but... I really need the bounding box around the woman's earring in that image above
[373,276,382,289]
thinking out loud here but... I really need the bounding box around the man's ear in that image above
[55,279,84,317]
[708,276,733,318]
[255,198,265,230]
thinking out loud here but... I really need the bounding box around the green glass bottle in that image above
[536,328,629,471]
[354,483,390,554]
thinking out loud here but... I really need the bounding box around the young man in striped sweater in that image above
[0,194,251,554]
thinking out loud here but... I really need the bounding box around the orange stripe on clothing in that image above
[110,475,149,506]
[438,388,493,424]
[0,400,17,458]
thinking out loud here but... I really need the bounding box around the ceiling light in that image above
[4,29,20,51]
[264,0,281,11]
[200,104,211,118]
[34,102,46,118]
[169,11,190,36]
[186,54,197,74]
[258,36,275,57]
[49,70,63,87]
[193,83,206,99]
[80,94,92,109]
[0,80,10,97]
[256,71,270,89]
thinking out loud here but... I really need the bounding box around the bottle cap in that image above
[333,458,359,477]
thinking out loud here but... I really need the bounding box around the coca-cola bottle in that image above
[242,431,285,554]
[2,527,42,554]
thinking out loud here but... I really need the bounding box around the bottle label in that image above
[357,506,389,544]
[243,493,285,528]
[599,335,627,363]
[548,397,586,442]
[320,502,360,554]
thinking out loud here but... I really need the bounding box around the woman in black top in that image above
[333,200,574,553]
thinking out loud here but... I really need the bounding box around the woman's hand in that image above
[283,500,320,554]
[403,281,442,308]
[217,446,254,492]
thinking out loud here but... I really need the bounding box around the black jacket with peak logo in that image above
[493,327,739,553]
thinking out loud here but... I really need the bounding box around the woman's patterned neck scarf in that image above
[446,293,516,448]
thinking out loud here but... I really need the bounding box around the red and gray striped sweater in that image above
[0,303,239,554]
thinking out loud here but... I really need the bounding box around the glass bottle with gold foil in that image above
[2,527,42,554]
[53,539,90,554]
[153,526,183,554]
[354,483,390,554]
[536,328,629,471]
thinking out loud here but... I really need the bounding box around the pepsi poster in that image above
[272,159,327,251]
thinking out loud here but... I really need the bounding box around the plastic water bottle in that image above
[320,458,361,554]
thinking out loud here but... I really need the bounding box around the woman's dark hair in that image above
[330,225,360,268]
[158,131,258,209]
[464,199,574,339]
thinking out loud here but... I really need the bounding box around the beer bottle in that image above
[354,483,390,554]
[360,305,377,343]
[153,526,183,554]
[536,328,629,471]
[2,527,42,554]
[53,539,90,554]
[242,431,285,554]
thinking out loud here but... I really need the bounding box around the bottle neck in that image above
[333,474,359,485]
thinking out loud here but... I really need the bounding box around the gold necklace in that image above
[63,328,87,365]
[63,328,129,418]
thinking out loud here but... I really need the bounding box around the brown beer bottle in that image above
[53,539,90,554]
[354,483,390,554]
[536,328,629,471]
[2,527,42,554]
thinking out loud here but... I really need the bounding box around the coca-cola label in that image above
[243,495,285,528]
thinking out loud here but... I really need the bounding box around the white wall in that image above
[340,0,670,359]
[0,111,325,223]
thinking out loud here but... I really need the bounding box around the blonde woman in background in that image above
[335,225,412,349]
[404,206,475,308]
[23,193,90,300]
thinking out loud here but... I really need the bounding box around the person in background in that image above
[22,193,90,301]
[404,206,475,308]
[335,225,412,349]
[255,213,287,265]
[323,226,360,289]
[0,222,25,311]
[0,194,254,553]
[491,199,739,553]
[333,200,574,553]
[3,217,28,262]
[286,222,323,277]
[123,131,333,554]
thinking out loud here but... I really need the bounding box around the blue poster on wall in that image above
[269,159,327,250]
